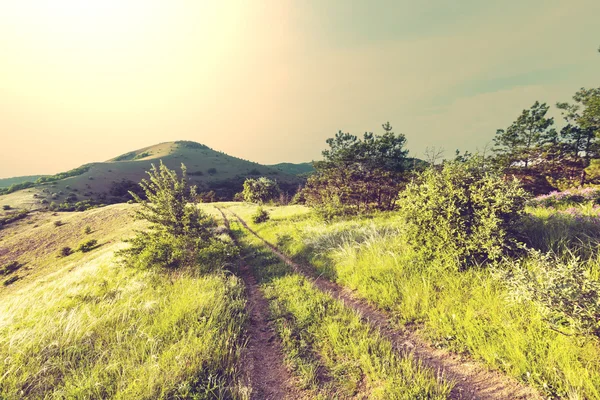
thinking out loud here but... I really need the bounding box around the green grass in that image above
[226,203,600,399]
[0,254,248,399]
[228,213,451,399]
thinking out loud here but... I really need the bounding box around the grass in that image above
[0,245,248,400]
[226,202,600,399]
[227,211,451,399]
[0,204,251,399]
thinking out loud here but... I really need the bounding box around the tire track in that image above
[216,207,305,400]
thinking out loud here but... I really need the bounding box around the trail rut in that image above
[217,207,304,400]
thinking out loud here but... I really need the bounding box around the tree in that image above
[118,162,232,271]
[304,122,409,216]
[242,177,280,204]
[557,87,600,185]
[492,102,557,193]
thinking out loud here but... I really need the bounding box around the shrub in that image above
[118,162,235,271]
[83,226,92,234]
[54,220,63,227]
[77,239,98,253]
[207,168,217,175]
[252,207,270,224]
[0,261,21,276]
[500,250,600,339]
[242,177,280,204]
[3,276,19,286]
[2,205,11,210]
[60,247,73,257]
[397,158,528,268]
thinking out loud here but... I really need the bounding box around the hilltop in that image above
[0,141,303,210]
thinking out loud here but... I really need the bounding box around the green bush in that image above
[60,247,73,257]
[397,158,528,268]
[118,162,235,271]
[77,239,98,253]
[499,250,600,339]
[242,177,280,204]
[2,205,11,210]
[54,220,63,227]
[252,207,270,224]
[83,225,92,234]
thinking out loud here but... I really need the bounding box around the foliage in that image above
[109,179,145,200]
[397,158,528,268]
[119,162,233,271]
[54,220,63,227]
[197,190,217,203]
[242,177,280,204]
[77,239,98,253]
[252,206,270,223]
[2,205,11,210]
[304,122,409,216]
[36,165,91,184]
[0,210,28,228]
[83,225,92,234]
[500,250,600,339]
[59,246,73,257]
[175,140,209,149]
[528,186,600,207]
[490,88,600,192]
[0,261,21,276]
[0,181,35,195]
[48,200,97,212]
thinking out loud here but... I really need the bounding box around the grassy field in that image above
[225,209,451,399]
[225,202,600,399]
[0,204,249,399]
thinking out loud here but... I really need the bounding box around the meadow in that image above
[223,197,600,399]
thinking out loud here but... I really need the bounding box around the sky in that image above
[1,0,599,178]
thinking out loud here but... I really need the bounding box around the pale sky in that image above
[1,0,599,177]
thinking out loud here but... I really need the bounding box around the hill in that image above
[268,162,314,176]
[0,141,302,210]
[0,175,47,188]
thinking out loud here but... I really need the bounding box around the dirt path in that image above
[229,210,542,400]
[216,207,304,400]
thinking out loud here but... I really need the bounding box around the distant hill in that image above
[0,175,47,188]
[268,162,315,176]
[0,141,302,210]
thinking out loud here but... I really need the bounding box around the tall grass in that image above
[0,253,248,399]
[228,203,600,399]
[230,217,451,399]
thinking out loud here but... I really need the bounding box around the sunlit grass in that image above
[0,253,248,399]
[227,203,600,399]
[230,216,451,399]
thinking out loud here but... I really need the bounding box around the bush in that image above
[1,261,21,276]
[118,162,235,271]
[242,177,280,204]
[252,207,270,224]
[83,226,92,234]
[397,158,528,268]
[60,247,73,257]
[2,205,11,210]
[54,220,63,227]
[77,239,98,253]
[207,168,217,175]
[500,250,600,339]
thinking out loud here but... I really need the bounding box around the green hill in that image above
[0,175,47,188]
[268,162,315,176]
[0,141,301,210]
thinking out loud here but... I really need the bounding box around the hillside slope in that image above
[0,175,47,188]
[0,141,301,209]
